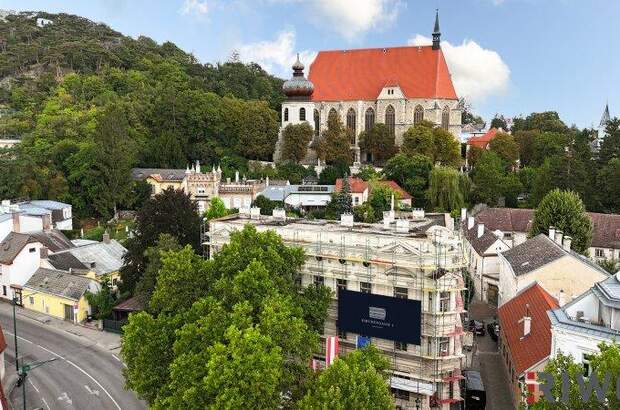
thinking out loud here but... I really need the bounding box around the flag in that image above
[325,336,339,366]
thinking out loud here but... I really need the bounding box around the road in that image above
[0,305,145,410]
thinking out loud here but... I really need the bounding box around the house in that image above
[0,230,74,304]
[548,272,620,375]
[373,180,413,208]
[258,185,334,210]
[462,216,510,306]
[210,210,467,409]
[473,207,620,262]
[1,200,72,232]
[498,229,609,306]
[111,294,146,323]
[48,232,126,288]
[23,268,100,323]
[498,282,559,407]
[466,127,499,150]
[0,201,52,242]
[19,200,73,231]
[335,177,369,207]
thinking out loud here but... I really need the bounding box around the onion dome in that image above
[282,54,314,100]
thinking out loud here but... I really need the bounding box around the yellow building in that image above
[23,268,100,323]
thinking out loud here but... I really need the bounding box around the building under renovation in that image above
[208,209,469,409]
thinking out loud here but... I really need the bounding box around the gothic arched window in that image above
[299,107,306,121]
[365,107,375,131]
[441,106,450,130]
[385,105,395,136]
[346,108,356,144]
[314,109,320,137]
[284,108,289,122]
[414,105,424,125]
[328,108,338,122]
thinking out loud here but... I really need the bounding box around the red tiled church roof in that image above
[467,128,498,149]
[308,46,457,101]
[497,283,558,375]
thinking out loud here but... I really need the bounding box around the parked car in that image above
[468,319,485,336]
[462,370,486,409]
[487,322,500,342]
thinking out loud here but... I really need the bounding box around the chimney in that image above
[250,207,261,220]
[548,226,556,241]
[195,160,201,174]
[383,210,394,229]
[477,223,485,238]
[11,212,20,233]
[396,219,410,233]
[226,177,231,184]
[554,230,563,246]
[467,216,474,230]
[235,171,239,183]
[340,213,354,227]
[460,208,467,222]
[102,230,111,244]
[520,304,531,338]
[272,208,286,221]
[42,214,51,231]
[563,236,572,251]
[411,208,425,220]
[558,289,567,306]
[40,246,48,260]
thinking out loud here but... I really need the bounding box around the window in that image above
[439,337,450,356]
[595,248,605,258]
[328,108,338,122]
[354,197,359,205]
[441,106,450,130]
[439,291,451,312]
[112,278,118,286]
[284,108,289,122]
[394,287,408,299]
[583,353,594,376]
[314,275,324,286]
[365,107,375,131]
[29,247,36,253]
[299,107,306,121]
[414,105,424,125]
[2,286,5,296]
[427,337,432,355]
[29,296,34,305]
[392,388,410,401]
[428,293,434,311]
[360,282,372,294]
[395,341,407,351]
[337,279,347,292]
[346,108,356,144]
[314,109,320,137]
[338,327,347,340]
[385,105,395,136]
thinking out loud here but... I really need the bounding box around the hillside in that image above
[0,10,285,219]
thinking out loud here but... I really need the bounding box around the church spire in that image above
[600,102,611,128]
[432,9,441,50]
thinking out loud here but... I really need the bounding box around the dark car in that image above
[487,322,500,342]
[462,370,486,409]
[468,319,485,336]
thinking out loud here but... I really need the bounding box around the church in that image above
[274,12,462,164]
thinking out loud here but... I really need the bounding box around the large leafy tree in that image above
[317,113,353,165]
[488,132,519,168]
[598,158,620,213]
[119,187,201,294]
[401,121,460,167]
[427,166,464,212]
[598,118,620,165]
[382,153,433,208]
[134,234,181,302]
[471,151,522,206]
[297,345,394,410]
[514,130,539,167]
[530,189,593,254]
[512,111,569,134]
[204,197,230,220]
[326,177,353,218]
[280,122,313,163]
[358,124,398,165]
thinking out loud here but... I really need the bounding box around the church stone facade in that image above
[274,12,462,164]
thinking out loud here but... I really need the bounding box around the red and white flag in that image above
[325,336,339,366]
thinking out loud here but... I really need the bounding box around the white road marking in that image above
[42,397,51,410]
[84,385,100,396]
[28,379,40,393]
[57,392,72,405]
[112,354,127,368]
[5,331,121,410]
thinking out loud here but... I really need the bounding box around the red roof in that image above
[497,283,558,375]
[335,177,369,194]
[467,128,498,149]
[373,180,412,200]
[308,46,457,101]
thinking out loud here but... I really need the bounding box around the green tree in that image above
[85,279,115,320]
[317,113,352,165]
[382,153,433,208]
[401,121,435,159]
[490,115,508,130]
[358,124,397,165]
[514,130,539,167]
[531,132,568,167]
[205,197,230,220]
[252,195,282,215]
[297,345,394,410]
[598,118,620,164]
[281,123,313,163]
[530,189,593,254]
[427,166,463,212]
[488,132,519,167]
[368,184,399,215]
[598,158,620,213]
[466,145,484,168]
[512,111,569,134]
[355,165,379,181]
[134,234,181,302]
[432,126,461,167]
[326,177,353,218]
[353,202,376,223]
[472,151,510,206]
[319,163,348,185]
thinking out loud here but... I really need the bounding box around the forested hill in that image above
[0,10,286,219]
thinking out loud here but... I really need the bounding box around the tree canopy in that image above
[281,123,313,163]
[358,124,397,166]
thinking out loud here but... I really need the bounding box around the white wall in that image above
[551,327,605,365]
[20,215,44,232]
[0,243,42,300]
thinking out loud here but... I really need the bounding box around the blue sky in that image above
[1,0,618,128]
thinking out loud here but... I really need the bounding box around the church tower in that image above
[432,10,441,50]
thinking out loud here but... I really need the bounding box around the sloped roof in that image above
[463,224,503,256]
[373,180,412,200]
[474,208,535,233]
[54,240,126,277]
[335,177,369,194]
[48,252,88,272]
[113,295,146,312]
[0,232,34,264]
[498,282,558,375]
[501,234,567,276]
[29,230,74,252]
[308,45,457,101]
[131,168,186,181]
[467,127,498,149]
[25,268,96,301]
[589,212,620,249]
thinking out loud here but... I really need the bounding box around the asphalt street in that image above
[0,304,145,410]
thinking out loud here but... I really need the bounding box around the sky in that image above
[0,0,618,128]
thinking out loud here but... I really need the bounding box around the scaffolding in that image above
[207,216,471,409]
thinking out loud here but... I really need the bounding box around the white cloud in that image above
[408,34,510,104]
[180,0,209,16]
[237,30,316,78]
